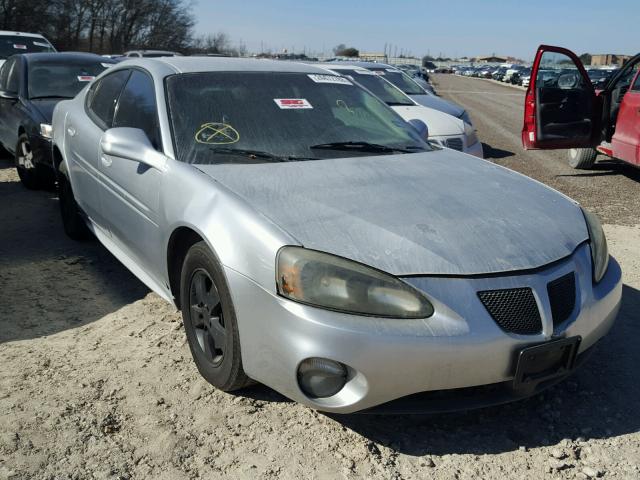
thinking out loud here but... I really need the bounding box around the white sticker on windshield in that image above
[101,63,113,69]
[32,41,51,47]
[372,70,385,76]
[77,75,95,82]
[274,98,313,109]
[385,68,399,72]
[355,70,375,75]
[307,74,352,85]
[13,44,27,50]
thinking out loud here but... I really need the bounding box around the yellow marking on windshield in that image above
[195,123,240,145]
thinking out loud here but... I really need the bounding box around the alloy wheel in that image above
[17,140,34,170]
[189,269,226,366]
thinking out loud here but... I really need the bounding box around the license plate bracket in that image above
[513,336,581,389]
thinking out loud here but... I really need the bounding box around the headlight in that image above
[460,110,473,127]
[582,208,609,283]
[464,122,479,147]
[276,246,434,319]
[39,123,53,139]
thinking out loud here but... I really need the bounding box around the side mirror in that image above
[100,127,166,171]
[408,119,429,140]
[0,91,18,101]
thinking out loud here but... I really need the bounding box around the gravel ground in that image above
[1,76,640,480]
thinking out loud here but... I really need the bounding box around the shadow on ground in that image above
[0,157,149,343]
[556,159,640,183]
[482,143,515,159]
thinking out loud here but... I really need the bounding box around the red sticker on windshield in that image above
[274,98,313,109]
[77,75,95,82]
[13,44,27,50]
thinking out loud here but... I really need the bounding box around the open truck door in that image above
[522,45,600,150]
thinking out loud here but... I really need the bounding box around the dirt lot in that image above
[1,74,640,480]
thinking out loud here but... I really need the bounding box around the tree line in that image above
[0,0,203,54]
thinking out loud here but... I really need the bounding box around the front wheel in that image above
[180,242,251,391]
[15,134,52,190]
[568,148,597,169]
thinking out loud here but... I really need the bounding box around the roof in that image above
[20,52,114,64]
[326,60,399,70]
[125,50,181,55]
[119,56,333,75]
[312,63,369,72]
[0,30,47,39]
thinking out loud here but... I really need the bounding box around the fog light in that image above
[297,358,347,398]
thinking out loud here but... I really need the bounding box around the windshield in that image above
[28,60,112,99]
[335,69,414,106]
[368,68,425,95]
[0,36,54,59]
[166,72,430,165]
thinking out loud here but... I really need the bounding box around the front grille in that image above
[478,288,542,335]
[547,272,576,327]
[445,137,464,151]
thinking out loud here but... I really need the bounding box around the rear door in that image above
[610,62,640,165]
[522,45,600,150]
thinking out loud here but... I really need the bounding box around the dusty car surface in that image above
[51,57,622,414]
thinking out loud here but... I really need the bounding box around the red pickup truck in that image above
[522,45,640,170]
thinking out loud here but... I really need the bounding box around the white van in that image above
[0,31,56,67]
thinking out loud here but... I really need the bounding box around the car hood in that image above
[391,105,464,137]
[196,151,588,276]
[409,94,464,118]
[29,99,60,123]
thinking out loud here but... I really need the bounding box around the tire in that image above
[15,134,54,190]
[57,165,92,240]
[568,148,597,170]
[180,241,251,391]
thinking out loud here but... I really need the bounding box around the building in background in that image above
[591,54,632,66]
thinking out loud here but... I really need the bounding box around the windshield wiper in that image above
[208,147,317,162]
[309,141,418,154]
[29,95,74,100]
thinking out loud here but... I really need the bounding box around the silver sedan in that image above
[51,58,621,414]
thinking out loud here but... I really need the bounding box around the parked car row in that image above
[0,32,623,414]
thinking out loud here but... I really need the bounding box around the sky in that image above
[193,0,637,60]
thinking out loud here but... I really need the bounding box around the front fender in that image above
[160,160,299,294]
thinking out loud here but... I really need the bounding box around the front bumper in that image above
[430,135,484,158]
[29,134,55,173]
[227,244,621,414]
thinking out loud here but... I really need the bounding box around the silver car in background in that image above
[51,57,621,414]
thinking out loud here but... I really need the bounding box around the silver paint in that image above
[51,57,622,413]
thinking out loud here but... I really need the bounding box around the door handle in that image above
[101,156,112,167]
[67,126,76,137]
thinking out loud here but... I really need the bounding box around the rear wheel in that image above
[58,166,91,240]
[180,242,251,391]
[568,148,597,169]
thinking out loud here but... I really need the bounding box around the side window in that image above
[113,70,161,150]
[0,58,13,91]
[6,58,20,94]
[87,69,130,129]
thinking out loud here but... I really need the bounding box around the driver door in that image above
[522,45,600,150]
[610,61,640,165]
